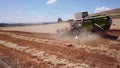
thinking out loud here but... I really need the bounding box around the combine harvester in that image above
[68,11,118,39]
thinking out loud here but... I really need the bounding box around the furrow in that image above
[0,40,90,68]
[0,32,119,62]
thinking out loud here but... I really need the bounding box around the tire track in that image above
[0,40,90,68]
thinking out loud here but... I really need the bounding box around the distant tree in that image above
[58,18,62,23]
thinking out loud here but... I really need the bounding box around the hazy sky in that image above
[0,0,120,23]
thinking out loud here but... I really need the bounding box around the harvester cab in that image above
[70,11,112,39]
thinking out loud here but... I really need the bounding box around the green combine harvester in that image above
[69,12,112,39]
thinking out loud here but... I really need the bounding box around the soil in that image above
[0,30,119,68]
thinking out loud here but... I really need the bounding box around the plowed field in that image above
[0,30,119,68]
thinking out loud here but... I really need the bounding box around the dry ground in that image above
[0,19,119,68]
[0,22,70,34]
[0,19,120,34]
[110,19,120,30]
[0,30,119,68]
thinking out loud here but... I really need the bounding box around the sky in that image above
[0,0,120,23]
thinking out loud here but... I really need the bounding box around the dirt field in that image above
[110,19,120,30]
[0,19,120,68]
[0,19,120,34]
[0,22,70,34]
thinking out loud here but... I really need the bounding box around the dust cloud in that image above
[77,31,101,42]
[56,31,102,43]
